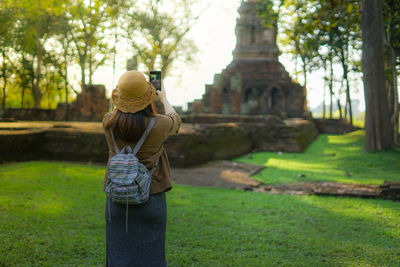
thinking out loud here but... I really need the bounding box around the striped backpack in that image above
[106,117,159,231]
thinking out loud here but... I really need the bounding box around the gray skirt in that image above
[105,192,167,267]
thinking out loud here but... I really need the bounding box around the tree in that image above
[305,0,362,123]
[45,14,78,104]
[125,0,200,77]
[0,4,15,109]
[14,0,65,108]
[278,0,320,90]
[0,0,126,108]
[68,0,122,87]
[383,0,400,145]
[333,2,361,125]
[362,0,395,151]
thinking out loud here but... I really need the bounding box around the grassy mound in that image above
[1,160,400,266]
[236,130,400,185]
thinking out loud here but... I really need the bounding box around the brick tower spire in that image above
[233,0,279,60]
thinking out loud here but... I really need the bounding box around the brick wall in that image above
[1,85,109,122]
[0,116,318,167]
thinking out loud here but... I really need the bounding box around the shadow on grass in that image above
[167,186,400,266]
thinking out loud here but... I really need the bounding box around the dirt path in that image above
[171,161,399,201]
[171,161,264,190]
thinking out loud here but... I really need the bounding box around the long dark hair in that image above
[104,103,157,143]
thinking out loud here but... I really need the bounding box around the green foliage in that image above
[273,0,322,87]
[382,0,400,143]
[236,130,400,185]
[256,0,278,29]
[0,0,201,108]
[124,0,200,76]
[0,0,76,108]
[383,0,400,56]
[68,0,123,86]
[0,4,18,108]
[0,161,400,266]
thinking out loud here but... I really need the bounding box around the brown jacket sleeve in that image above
[161,112,182,141]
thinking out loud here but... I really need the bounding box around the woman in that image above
[102,70,181,267]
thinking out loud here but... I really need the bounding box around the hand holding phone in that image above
[149,71,162,91]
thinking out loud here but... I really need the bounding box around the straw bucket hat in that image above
[112,70,157,113]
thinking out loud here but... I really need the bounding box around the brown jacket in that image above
[103,110,181,194]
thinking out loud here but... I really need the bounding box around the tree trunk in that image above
[385,21,399,145]
[323,76,326,119]
[80,56,86,87]
[345,77,353,125]
[344,88,347,120]
[388,45,399,144]
[302,57,308,112]
[33,20,42,108]
[337,97,343,120]
[344,94,348,121]
[63,38,69,104]
[20,55,26,108]
[340,42,353,125]
[46,82,51,109]
[74,30,87,88]
[30,73,35,108]
[345,43,353,125]
[21,87,25,108]
[89,49,93,85]
[329,55,334,119]
[65,71,68,104]
[362,0,395,151]
[112,31,117,89]
[302,57,307,89]
[1,78,6,109]
[322,58,328,119]
[335,84,343,120]
[33,53,42,108]
[1,51,7,109]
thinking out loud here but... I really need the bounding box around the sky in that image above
[91,0,366,112]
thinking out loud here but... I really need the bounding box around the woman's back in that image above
[103,111,181,194]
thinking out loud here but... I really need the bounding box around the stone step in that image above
[249,181,400,201]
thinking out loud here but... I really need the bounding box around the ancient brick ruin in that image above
[56,84,109,121]
[188,0,306,118]
[2,85,109,122]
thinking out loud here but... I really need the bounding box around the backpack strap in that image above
[150,158,160,175]
[109,125,121,154]
[132,117,157,156]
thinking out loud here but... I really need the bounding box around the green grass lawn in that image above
[235,130,400,185]
[1,160,400,266]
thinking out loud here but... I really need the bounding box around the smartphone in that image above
[149,71,162,91]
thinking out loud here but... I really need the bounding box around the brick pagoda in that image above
[188,0,307,117]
